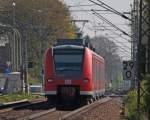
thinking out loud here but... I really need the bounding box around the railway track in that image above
[0,97,120,120]
[60,97,111,120]
[25,97,111,120]
[0,99,29,109]
[0,98,47,113]
[0,99,51,120]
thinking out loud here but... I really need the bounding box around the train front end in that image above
[44,44,92,105]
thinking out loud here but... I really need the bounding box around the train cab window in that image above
[54,48,84,79]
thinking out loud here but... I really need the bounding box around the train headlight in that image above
[47,79,53,82]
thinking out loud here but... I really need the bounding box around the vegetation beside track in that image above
[0,0,76,84]
[124,75,150,120]
[0,93,44,103]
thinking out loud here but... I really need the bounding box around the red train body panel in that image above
[44,44,105,103]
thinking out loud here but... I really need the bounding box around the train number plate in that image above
[65,79,72,85]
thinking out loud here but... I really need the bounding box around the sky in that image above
[61,0,133,60]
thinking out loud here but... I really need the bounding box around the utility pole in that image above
[147,0,150,119]
[148,0,150,74]
[131,0,139,89]
[12,0,20,72]
[12,0,16,71]
[137,0,150,119]
[137,0,142,119]
[23,29,29,94]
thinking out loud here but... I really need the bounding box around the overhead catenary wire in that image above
[69,2,97,32]
[102,25,131,42]
[106,37,131,58]
[68,4,96,7]
[69,9,108,12]
[96,0,131,21]
[92,10,131,38]
[89,0,131,21]
[91,29,131,54]
[83,24,130,59]
[67,2,131,41]
[86,24,131,43]
[66,1,131,59]
[106,34,131,50]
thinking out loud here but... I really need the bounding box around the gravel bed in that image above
[35,110,70,120]
[0,102,52,120]
[67,99,121,120]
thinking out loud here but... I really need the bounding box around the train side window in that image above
[92,56,95,82]
[94,57,96,82]
[97,60,99,81]
[95,60,97,82]
[102,63,104,80]
[100,62,102,80]
[96,60,98,81]
[99,62,101,81]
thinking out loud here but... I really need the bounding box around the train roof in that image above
[55,38,95,50]
[91,49,105,62]
[54,45,84,50]
[54,39,104,61]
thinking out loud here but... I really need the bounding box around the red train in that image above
[43,39,106,105]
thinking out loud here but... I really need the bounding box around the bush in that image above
[125,90,137,120]
[0,92,43,103]
[125,80,147,120]
[143,75,150,119]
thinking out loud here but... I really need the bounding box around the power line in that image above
[87,21,131,42]
[89,0,131,21]
[92,10,131,38]
[106,34,131,50]
[84,27,130,58]
[92,19,131,42]
[68,4,96,7]
[69,9,108,12]
[102,25,131,42]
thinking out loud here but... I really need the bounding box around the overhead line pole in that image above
[12,0,16,71]
[136,0,150,119]
[137,0,142,119]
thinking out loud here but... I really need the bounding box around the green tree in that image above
[0,0,75,82]
[144,75,150,119]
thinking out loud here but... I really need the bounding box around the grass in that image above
[0,92,44,103]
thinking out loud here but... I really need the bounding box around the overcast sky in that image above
[61,0,133,60]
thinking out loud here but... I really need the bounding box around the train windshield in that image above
[54,48,84,79]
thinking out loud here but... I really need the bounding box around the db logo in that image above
[65,79,72,85]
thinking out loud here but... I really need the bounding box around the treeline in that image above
[125,75,150,120]
[89,36,123,90]
[0,0,75,82]
[0,0,123,88]
[125,0,150,119]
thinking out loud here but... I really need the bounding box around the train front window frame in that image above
[54,54,83,63]
[53,48,84,79]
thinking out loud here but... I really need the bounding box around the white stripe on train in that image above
[43,89,105,96]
